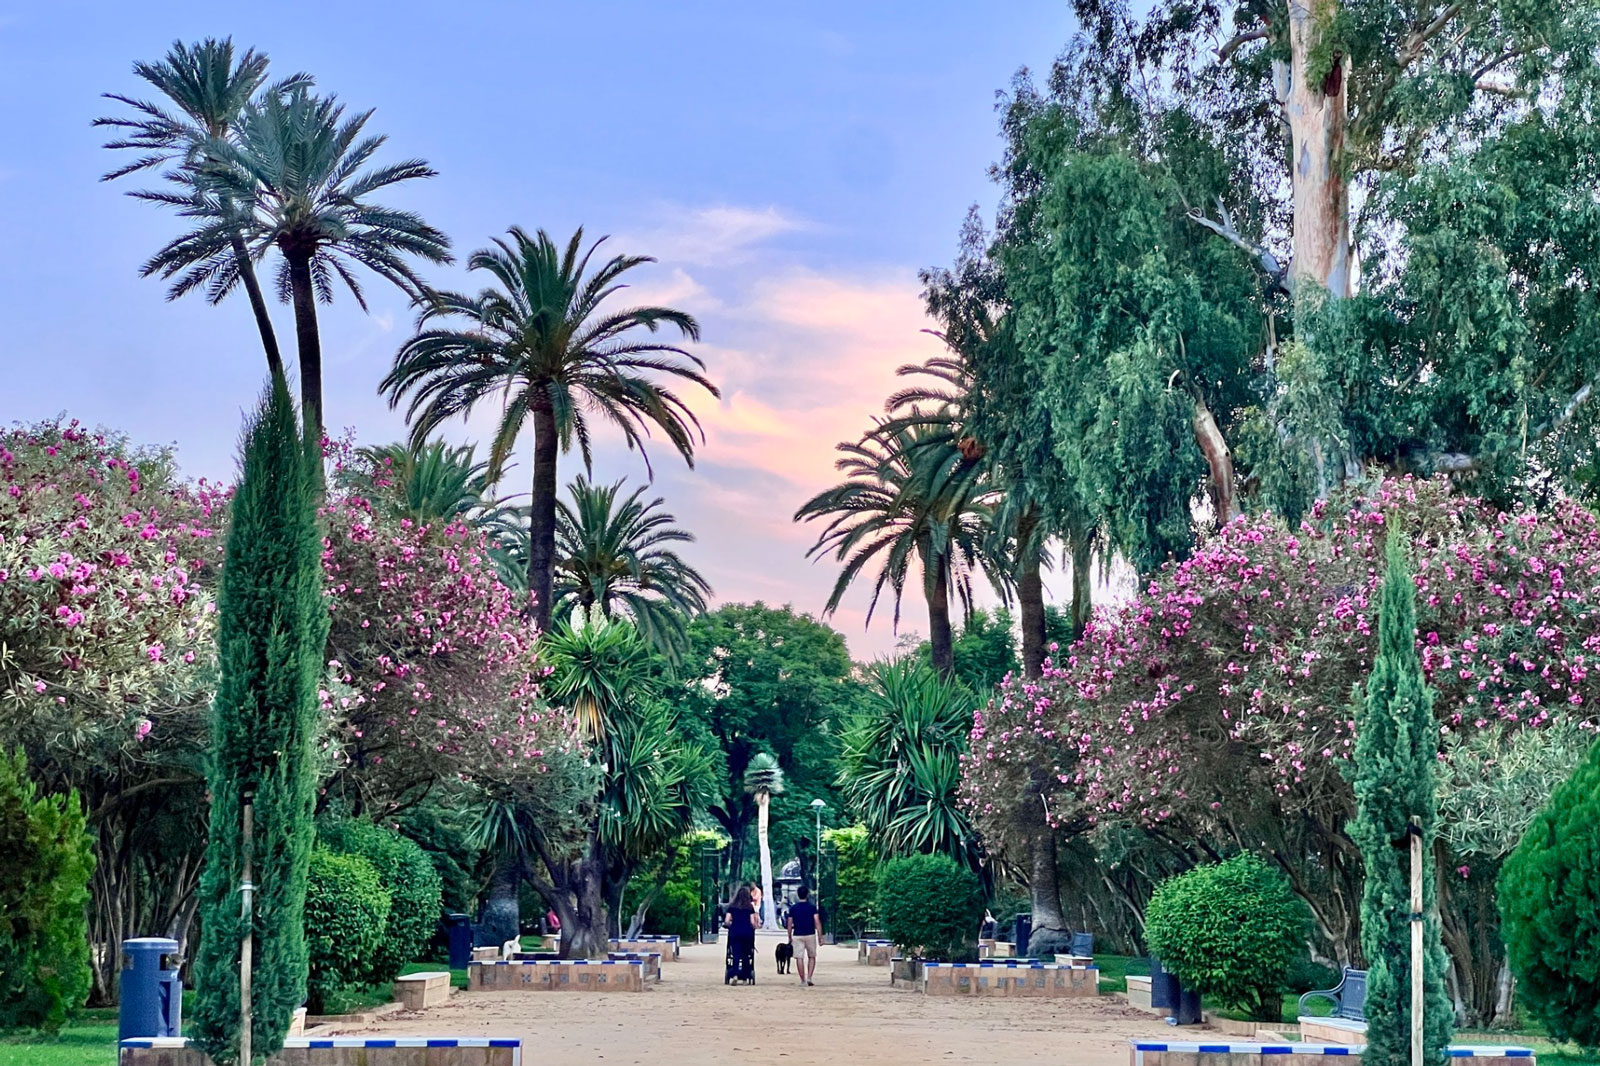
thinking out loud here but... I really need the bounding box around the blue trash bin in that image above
[119,937,182,1040]
[445,913,474,970]
[1013,913,1032,957]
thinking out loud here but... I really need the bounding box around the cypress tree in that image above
[190,375,327,1064]
[1498,710,1600,1044]
[1349,536,1452,1066]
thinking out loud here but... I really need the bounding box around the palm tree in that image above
[381,227,718,633]
[742,753,785,930]
[345,440,515,527]
[95,38,303,377]
[210,86,452,436]
[795,421,994,678]
[838,659,982,869]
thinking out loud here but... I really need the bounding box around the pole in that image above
[1410,822,1423,1066]
[241,795,255,1066]
[813,808,822,890]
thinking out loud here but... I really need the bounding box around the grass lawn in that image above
[0,1008,117,1066]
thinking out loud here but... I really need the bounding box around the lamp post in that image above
[810,799,826,891]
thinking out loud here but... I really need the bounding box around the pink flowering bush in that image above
[0,420,222,759]
[321,489,567,810]
[963,477,1600,1021]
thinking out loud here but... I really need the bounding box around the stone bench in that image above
[394,969,452,1010]
[857,939,893,966]
[922,961,1100,997]
[607,951,663,981]
[119,1036,521,1066]
[1299,1018,1369,1045]
[977,939,1014,959]
[1127,974,1155,1011]
[468,958,647,992]
[608,935,679,959]
[471,946,502,961]
[1129,1040,1533,1066]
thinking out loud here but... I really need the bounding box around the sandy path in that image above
[355,940,1179,1066]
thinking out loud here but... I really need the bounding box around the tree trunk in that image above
[562,832,611,958]
[477,854,521,947]
[1285,2,1352,299]
[1193,392,1243,525]
[757,791,778,929]
[230,229,284,380]
[1069,531,1093,640]
[1017,508,1047,678]
[284,249,324,439]
[1027,832,1069,955]
[527,402,559,633]
[926,549,955,678]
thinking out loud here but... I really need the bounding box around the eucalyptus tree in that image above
[95,38,302,377]
[381,227,718,633]
[211,86,451,437]
[795,422,995,678]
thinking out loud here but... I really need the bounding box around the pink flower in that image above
[135,719,153,741]
[147,644,164,662]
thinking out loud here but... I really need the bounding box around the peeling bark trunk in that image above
[1193,394,1242,524]
[1286,2,1352,299]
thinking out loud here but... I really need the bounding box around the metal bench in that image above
[1298,967,1367,1022]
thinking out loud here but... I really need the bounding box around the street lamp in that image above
[810,799,826,891]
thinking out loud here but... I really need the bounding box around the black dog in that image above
[775,941,794,974]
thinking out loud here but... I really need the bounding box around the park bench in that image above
[1297,967,1368,1043]
[393,970,451,1010]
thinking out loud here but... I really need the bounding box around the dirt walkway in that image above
[356,940,1179,1066]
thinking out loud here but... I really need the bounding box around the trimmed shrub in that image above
[303,849,390,1013]
[876,853,985,961]
[318,819,443,983]
[0,750,93,1032]
[1143,854,1309,1021]
[1499,733,1600,1046]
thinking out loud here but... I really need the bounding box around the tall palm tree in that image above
[95,38,303,377]
[795,421,994,678]
[210,86,452,436]
[742,753,784,930]
[380,227,719,633]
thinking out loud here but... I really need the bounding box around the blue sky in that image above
[0,1,1080,657]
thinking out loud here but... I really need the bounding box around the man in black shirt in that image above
[786,885,822,985]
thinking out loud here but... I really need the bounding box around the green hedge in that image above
[876,853,985,961]
[303,849,390,1013]
[0,750,93,1032]
[318,819,442,983]
[1144,854,1309,1021]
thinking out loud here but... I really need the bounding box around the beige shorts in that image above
[792,934,818,960]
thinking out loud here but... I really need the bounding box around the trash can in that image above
[1174,983,1203,1025]
[1150,955,1178,1009]
[119,937,182,1040]
[1013,913,1032,957]
[445,913,474,970]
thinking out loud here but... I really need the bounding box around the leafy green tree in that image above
[95,38,300,377]
[0,750,93,1032]
[823,824,877,940]
[676,603,860,897]
[840,660,981,870]
[190,377,328,1064]
[1350,538,1452,1066]
[492,476,710,658]
[876,853,986,962]
[211,85,451,436]
[796,422,994,677]
[381,227,718,632]
[1144,855,1309,1022]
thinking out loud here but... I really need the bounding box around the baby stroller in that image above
[724,936,756,984]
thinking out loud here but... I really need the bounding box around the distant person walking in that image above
[786,885,822,986]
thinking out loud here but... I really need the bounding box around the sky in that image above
[0,1,1084,659]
